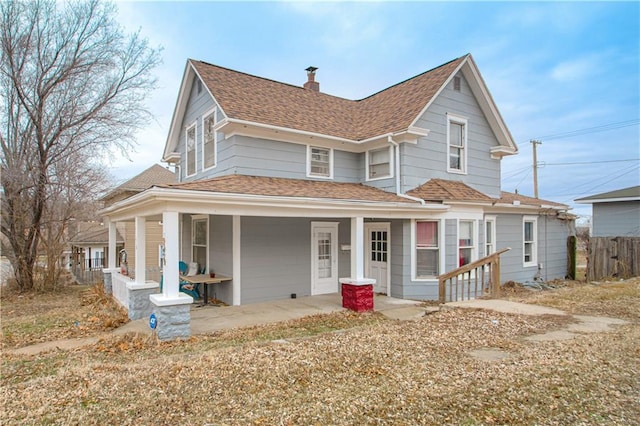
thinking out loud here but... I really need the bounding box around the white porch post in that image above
[135,216,146,284]
[339,216,375,312]
[162,211,180,298]
[232,215,241,306]
[150,210,192,341]
[108,220,116,269]
[351,216,365,280]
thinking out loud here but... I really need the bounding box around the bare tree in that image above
[0,0,160,291]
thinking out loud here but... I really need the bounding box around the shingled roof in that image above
[160,175,420,204]
[190,56,466,141]
[497,191,568,208]
[407,179,493,202]
[102,164,176,205]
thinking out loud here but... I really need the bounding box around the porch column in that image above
[232,215,241,306]
[340,216,375,312]
[161,211,180,298]
[351,216,365,280]
[150,210,192,341]
[103,219,118,295]
[135,216,146,284]
[107,220,116,269]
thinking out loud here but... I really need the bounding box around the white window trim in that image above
[365,146,394,181]
[191,214,209,273]
[201,107,217,172]
[446,113,468,175]
[457,219,477,267]
[306,145,334,179]
[523,215,538,268]
[484,216,496,257]
[411,219,444,281]
[185,121,197,178]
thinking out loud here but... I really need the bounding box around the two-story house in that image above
[101,54,574,325]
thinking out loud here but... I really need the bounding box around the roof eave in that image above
[575,196,640,204]
[100,186,450,222]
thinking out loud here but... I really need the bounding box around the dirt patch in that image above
[1,284,128,349]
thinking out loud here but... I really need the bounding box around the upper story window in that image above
[523,216,538,267]
[307,146,333,179]
[202,108,217,170]
[366,146,393,180]
[458,220,474,266]
[447,113,467,174]
[415,220,440,278]
[185,122,196,177]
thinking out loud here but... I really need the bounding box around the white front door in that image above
[311,222,339,295]
[365,223,390,294]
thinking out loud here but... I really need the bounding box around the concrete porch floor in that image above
[116,293,425,336]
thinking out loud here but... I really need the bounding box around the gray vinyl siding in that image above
[402,73,502,198]
[389,219,406,298]
[239,217,351,305]
[194,134,362,183]
[592,201,640,237]
[537,215,572,281]
[496,213,571,283]
[177,79,219,182]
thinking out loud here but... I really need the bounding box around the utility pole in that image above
[531,140,542,198]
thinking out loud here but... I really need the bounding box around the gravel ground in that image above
[1,279,638,425]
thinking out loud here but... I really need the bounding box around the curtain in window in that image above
[417,221,438,247]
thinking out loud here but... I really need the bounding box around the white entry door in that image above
[311,222,339,295]
[365,223,390,294]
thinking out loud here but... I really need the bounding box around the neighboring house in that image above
[101,164,177,278]
[68,221,124,282]
[575,185,640,237]
[101,53,575,308]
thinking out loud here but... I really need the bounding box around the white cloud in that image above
[550,55,600,82]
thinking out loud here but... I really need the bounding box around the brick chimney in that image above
[303,66,319,92]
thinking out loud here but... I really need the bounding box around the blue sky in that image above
[112,1,639,222]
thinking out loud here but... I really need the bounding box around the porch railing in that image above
[438,247,510,303]
[112,271,135,308]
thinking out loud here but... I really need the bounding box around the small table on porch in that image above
[179,274,232,306]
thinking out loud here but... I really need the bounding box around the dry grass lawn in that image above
[1,278,639,425]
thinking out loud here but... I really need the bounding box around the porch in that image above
[114,292,426,336]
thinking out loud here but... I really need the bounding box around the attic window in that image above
[197,79,202,94]
[453,76,461,91]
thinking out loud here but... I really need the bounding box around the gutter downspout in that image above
[388,135,425,205]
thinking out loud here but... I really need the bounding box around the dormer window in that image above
[185,122,196,177]
[202,108,217,170]
[307,146,333,179]
[366,146,393,180]
[447,113,467,174]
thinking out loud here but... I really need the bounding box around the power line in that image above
[519,119,639,144]
[540,158,640,166]
[557,164,640,203]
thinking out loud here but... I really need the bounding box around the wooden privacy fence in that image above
[438,248,510,303]
[587,237,640,281]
